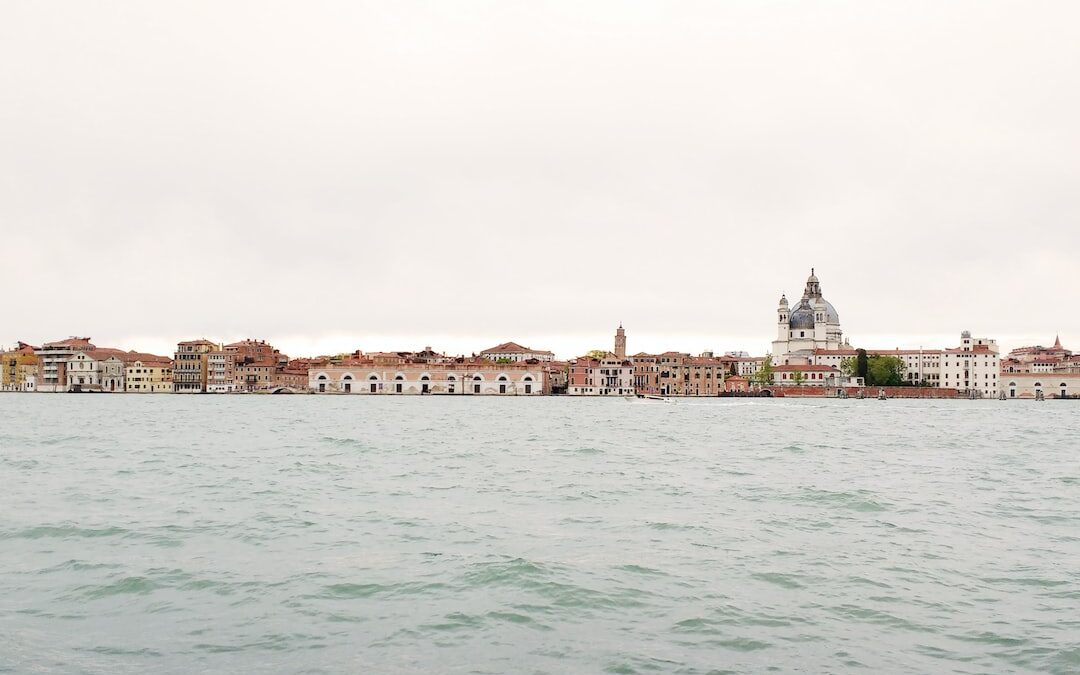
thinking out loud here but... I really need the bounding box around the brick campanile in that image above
[614,324,627,359]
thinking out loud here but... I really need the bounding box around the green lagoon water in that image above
[1,395,1078,673]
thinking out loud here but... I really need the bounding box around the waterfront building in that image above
[100,355,127,392]
[225,339,288,366]
[174,339,216,393]
[568,354,634,396]
[65,349,124,392]
[545,361,569,394]
[568,325,635,396]
[35,337,95,392]
[125,356,173,392]
[235,359,275,392]
[630,353,661,395]
[772,270,848,364]
[1001,373,1080,399]
[274,360,312,391]
[1,343,39,391]
[480,342,555,363]
[809,331,1000,397]
[630,351,728,397]
[773,364,842,386]
[207,350,237,393]
[221,339,290,392]
[308,354,545,395]
[724,375,750,393]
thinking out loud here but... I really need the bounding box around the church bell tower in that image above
[614,324,627,359]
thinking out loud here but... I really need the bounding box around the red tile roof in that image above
[480,341,554,356]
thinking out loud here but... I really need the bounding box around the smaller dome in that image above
[778,294,788,307]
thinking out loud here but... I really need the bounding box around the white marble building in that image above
[772,270,848,365]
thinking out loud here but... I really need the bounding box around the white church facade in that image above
[771,269,849,365]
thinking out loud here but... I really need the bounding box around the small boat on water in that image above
[877,389,887,400]
[638,394,675,403]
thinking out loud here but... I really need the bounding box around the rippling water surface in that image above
[1,395,1079,673]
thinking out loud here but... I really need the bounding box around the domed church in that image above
[771,269,847,364]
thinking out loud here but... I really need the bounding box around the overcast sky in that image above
[2,1,1078,359]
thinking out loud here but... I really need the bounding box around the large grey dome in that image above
[822,299,839,324]
[789,300,815,329]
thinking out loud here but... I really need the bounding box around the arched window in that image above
[498,375,508,381]
[342,375,352,380]
[317,374,327,380]
[420,375,430,380]
[369,374,378,380]
[395,375,404,380]
[447,375,456,381]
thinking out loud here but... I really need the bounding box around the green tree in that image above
[856,349,868,381]
[585,349,608,360]
[840,356,857,377]
[866,355,906,387]
[751,355,774,385]
[791,370,806,386]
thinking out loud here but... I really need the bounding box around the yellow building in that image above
[1,343,40,391]
[125,357,174,393]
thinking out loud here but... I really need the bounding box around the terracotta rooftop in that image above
[480,341,553,356]
[42,337,95,349]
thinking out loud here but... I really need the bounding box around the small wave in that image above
[646,521,702,532]
[317,581,446,599]
[616,564,667,576]
[797,488,890,512]
[980,576,1069,588]
[79,576,160,599]
[751,572,805,589]
[3,525,127,540]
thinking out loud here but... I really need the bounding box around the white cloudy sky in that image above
[2,1,1078,359]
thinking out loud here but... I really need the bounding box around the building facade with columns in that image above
[309,359,546,395]
[308,348,546,395]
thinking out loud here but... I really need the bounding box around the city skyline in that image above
[1,268,1070,360]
